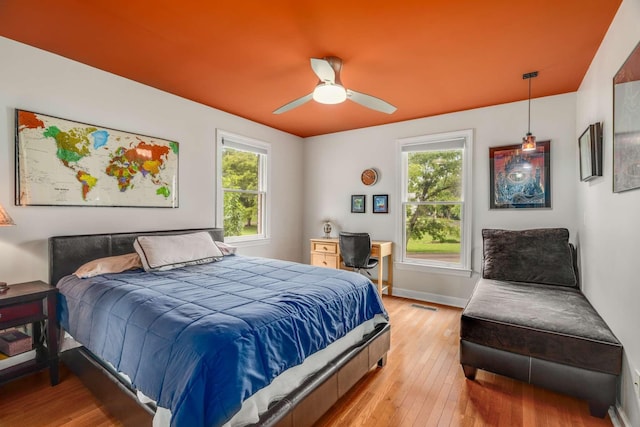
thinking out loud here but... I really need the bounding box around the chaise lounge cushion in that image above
[461,278,622,375]
[482,228,577,287]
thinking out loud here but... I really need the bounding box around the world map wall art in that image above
[15,110,179,207]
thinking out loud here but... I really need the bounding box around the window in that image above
[397,129,472,275]
[216,131,269,242]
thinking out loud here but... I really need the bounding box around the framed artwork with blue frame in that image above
[489,140,551,209]
[373,194,388,213]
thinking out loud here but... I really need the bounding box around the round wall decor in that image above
[361,168,378,186]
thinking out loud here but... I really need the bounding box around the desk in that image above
[310,238,393,296]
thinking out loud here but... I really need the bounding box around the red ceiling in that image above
[0,0,621,137]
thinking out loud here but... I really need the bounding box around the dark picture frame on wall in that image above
[351,194,365,213]
[489,140,551,209]
[613,40,640,193]
[578,122,603,182]
[372,194,388,213]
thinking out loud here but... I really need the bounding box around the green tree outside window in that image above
[405,149,463,262]
[222,147,264,238]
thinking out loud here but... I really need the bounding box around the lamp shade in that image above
[522,133,536,151]
[0,204,15,226]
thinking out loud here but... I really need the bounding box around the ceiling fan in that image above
[273,56,397,115]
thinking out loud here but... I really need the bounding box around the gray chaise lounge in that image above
[460,228,622,417]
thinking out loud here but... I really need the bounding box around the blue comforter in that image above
[57,255,387,427]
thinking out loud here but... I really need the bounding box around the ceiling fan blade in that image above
[273,93,313,114]
[310,58,335,83]
[347,89,397,114]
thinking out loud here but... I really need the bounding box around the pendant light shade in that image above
[522,133,536,151]
[522,71,538,152]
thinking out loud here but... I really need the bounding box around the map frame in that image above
[15,109,179,208]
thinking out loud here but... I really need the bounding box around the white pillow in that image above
[74,253,142,278]
[215,241,237,256]
[133,232,224,272]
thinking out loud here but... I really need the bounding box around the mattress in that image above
[57,255,388,427]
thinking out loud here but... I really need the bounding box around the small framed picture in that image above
[578,122,603,182]
[351,195,365,213]
[373,194,388,213]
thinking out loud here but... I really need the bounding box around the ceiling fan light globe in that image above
[313,84,347,104]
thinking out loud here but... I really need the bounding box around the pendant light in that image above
[522,71,538,152]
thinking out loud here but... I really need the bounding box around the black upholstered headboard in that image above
[49,228,224,286]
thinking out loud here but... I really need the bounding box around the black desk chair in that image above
[339,232,378,277]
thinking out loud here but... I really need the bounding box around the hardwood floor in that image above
[0,296,613,427]
[0,364,122,426]
[317,296,613,427]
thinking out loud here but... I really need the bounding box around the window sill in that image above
[224,237,271,248]
[395,261,473,277]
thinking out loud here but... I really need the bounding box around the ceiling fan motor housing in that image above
[273,56,396,114]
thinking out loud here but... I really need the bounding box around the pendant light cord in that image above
[527,77,532,134]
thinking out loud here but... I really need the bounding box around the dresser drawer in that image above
[311,253,340,269]
[0,301,43,324]
[312,241,338,254]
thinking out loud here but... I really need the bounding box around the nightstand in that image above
[310,238,340,269]
[0,281,59,386]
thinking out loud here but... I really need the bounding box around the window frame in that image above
[216,130,271,245]
[396,129,473,276]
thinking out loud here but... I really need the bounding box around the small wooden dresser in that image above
[310,239,340,269]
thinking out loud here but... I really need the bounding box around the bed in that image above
[49,228,390,427]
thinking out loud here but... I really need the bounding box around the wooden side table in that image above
[0,281,59,386]
[310,238,340,269]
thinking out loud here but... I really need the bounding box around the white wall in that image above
[0,37,304,285]
[303,93,578,306]
[576,0,640,424]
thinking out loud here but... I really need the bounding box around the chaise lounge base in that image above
[460,340,617,417]
[461,229,622,419]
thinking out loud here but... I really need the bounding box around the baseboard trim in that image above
[612,403,631,427]
[390,287,467,308]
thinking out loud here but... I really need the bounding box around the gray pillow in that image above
[482,228,578,287]
[134,231,223,272]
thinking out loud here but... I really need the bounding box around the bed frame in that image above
[49,228,391,427]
